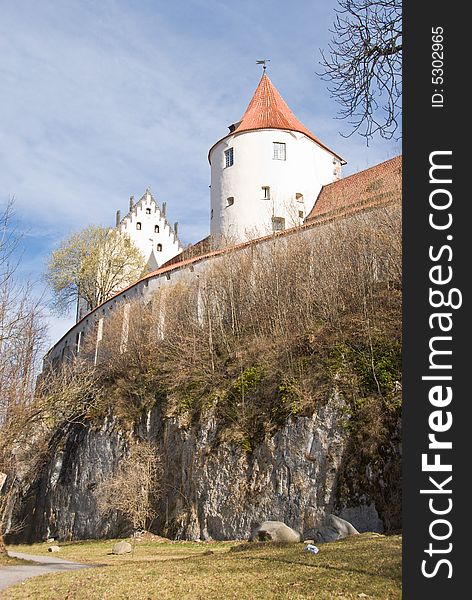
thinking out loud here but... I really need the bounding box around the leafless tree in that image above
[94,440,161,547]
[0,200,47,554]
[319,0,402,141]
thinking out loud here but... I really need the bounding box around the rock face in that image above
[7,394,401,543]
[112,541,132,555]
[250,521,301,543]
[307,514,359,543]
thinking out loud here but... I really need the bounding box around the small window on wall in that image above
[224,147,234,168]
[273,142,286,160]
[262,186,270,199]
[272,216,285,232]
[136,222,142,230]
[211,209,214,220]
[157,243,163,252]
[298,211,304,219]
[226,196,234,207]
[154,225,160,233]
[146,208,151,214]
[296,192,304,202]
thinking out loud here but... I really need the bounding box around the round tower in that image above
[209,73,345,246]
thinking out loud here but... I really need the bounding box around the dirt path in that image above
[0,552,92,593]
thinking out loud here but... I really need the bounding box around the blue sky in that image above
[0,0,401,347]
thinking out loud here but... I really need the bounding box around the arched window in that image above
[154,225,160,233]
[146,208,151,214]
[136,222,142,230]
[157,243,163,252]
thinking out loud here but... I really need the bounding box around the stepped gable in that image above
[307,155,402,222]
[209,73,344,162]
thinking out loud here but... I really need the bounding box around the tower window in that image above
[224,147,234,168]
[136,222,142,230]
[272,217,285,232]
[226,197,234,207]
[156,243,163,252]
[298,211,304,219]
[154,225,160,233]
[296,192,304,202]
[211,208,214,220]
[273,142,286,160]
[262,186,270,199]
[146,208,151,214]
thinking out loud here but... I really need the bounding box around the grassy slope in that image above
[2,534,401,599]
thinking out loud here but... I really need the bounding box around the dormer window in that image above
[224,147,234,168]
[146,208,151,214]
[226,197,234,207]
[273,142,286,160]
[136,222,142,230]
[154,225,160,233]
[262,186,270,199]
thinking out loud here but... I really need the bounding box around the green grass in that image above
[2,534,401,599]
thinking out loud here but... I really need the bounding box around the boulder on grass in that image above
[309,514,359,543]
[112,541,132,555]
[250,521,301,543]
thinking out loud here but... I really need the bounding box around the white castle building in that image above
[209,72,345,245]
[46,71,401,368]
[115,188,183,271]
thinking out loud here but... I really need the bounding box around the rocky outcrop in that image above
[7,394,400,543]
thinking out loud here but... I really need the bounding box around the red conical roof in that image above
[209,73,344,163]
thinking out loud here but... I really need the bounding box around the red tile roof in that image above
[209,73,344,163]
[160,236,212,269]
[307,155,402,222]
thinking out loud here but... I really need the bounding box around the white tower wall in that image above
[210,129,340,244]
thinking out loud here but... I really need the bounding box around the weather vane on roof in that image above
[256,59,270,71]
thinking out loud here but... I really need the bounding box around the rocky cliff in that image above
[8,390,398,543]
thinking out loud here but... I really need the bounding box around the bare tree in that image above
[320,0,402,141]
[94,440,161,543]
[45,225,146,315]
[0,201,47,554]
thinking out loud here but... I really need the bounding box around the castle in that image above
[46,72,401,368]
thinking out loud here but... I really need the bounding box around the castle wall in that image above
[44,192,400,373]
